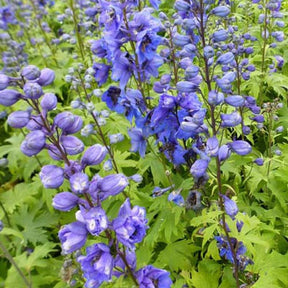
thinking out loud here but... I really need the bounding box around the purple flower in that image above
[7,110,30,128]
[216,52,234,65]
[213,29,229,42]
[20,130,46,156]
[225,95,245,107]
[81,144,108,167]
[70,172,89,194]
[218,145,231,162]
[40,165,64,189]
[128,128,147,158]
[23,82,43,100]
[254,158,264,166]
[59,221,87,254]
[60,135,84,155]
[80,207,108,236]
[168,191,185,206]
[222,195,238,218]
[52,192,79,211]
[0,89,21,106]
[221,111,242,127]
[37,68,55,86]
[208,90,224,106]
[93,63,110,86]
[190,159,209,179]
[136,265,172,288]
[212,6,230,17]
[40,93,57,111]
[77,243,113,287]
[228,140,252,156]
[54,112,83,134]
[21,65,40,80]
[113,198,148,249]
[0,74,10,90]
[206,136,219,157]
[98,174,129,200]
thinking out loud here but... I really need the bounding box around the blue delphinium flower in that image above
[112,198,148,249]
[136,265,172,288]
[77,243,114,288]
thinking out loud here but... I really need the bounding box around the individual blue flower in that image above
[0,89,21,106]
[77,243,113,288]
[221,195,238,218]
[254,158,264,166]
[221,111,242,127]
[37,68,55,86]
[40,165,64,189]
[212,6,230,17]
[59,221,88,254]
[41,93,57,111]
[60,135,84,155]
[168,190,185,206]
[136,265,172,288]
[93,63,110,86]
[190,159,209,180]
[213,29,229,42]
[0,74,9,90]
[20,130,46,156]
[206,136,219,157]
[128,128,147,158]
[98,174,129,200]
[208,90,224,106]
[228,140,252,156]
[52,192,79,211]
[21,65,40,80]
[80,206,108,236]
[81,144,107,167]
[70,172,89,194]
[218,145,231,162]
[186,190,202,210]
[7,110,30,128]
[225,95,245,107]
[113,198,148,249]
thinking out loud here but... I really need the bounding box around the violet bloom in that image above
[7,111,30,128]
[23,82,43,100]
[190,159,209,180]
[70,172,89,194]
[128,128,146,158]
[40,93,57,111]
[228,140,252,156]
[60,135,84,155]
[37,68,55,86]
[0,74,9,90]
[136,265,172,288]
[112,198,148,249]
[0,89,21,106]
[77,243,113,287]
[52,192,79,211]
[80,206,108,236]
[59,221,88,254]
[221,111,242,127]
[21,65,40,80]
[81,144,108,166]
[20,130,46,156]
[221,195,238,218]
[40,165,64,189]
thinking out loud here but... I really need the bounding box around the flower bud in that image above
[222,195,238,218]
[225,95,245,107]
[41,93,57,111]
[218,145,231,162]
[0,158,8,167]
[37,68,55,86]
[212,6,230,17]
[21,65,40,80]
[40,165,64,189]
[254,158,264,166]
[52,192,79,211]
[228,140,252,156]
[204,46,214,58]
[21,130,46,156]
[213,29,228,42]
[60,135,84,155]
[98,174,129,200]
[185,65,199,79]
[176,81,198,93]
[0,74,10,90]
[173,33,190,47]
[206,136,219,157]
[0,89,21,106]
[221,111,242,127]
[216,52,234,65]
[130,174,143,183]
[81,144,107,166]
[190,159,209,179]
[70,172,89,194]
[54,112,83,134]
[7,110,30,128]
[208,90,224,106]
[174,0,191,11]
[23,82,43,100]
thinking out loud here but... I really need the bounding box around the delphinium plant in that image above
[0,0,287,288]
